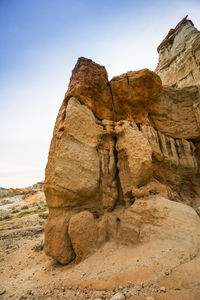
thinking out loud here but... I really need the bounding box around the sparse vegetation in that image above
[38,221,45,225]
[16,207,47,218]
[39,213,48,219]
[32,241,44,252]
[2,234,19,240]
[11,209,19,213]
[21,205,29,210]
[16,211,33,218]
[0,215,12,221]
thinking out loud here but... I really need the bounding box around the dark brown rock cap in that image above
[64,57,162,124]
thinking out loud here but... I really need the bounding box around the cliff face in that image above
[44,56,200,265]
[155,16,200,88]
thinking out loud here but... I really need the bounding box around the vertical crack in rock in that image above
[126,75,130,86]
[98,123,119,211]
[113,135,124,207]
[98,152,103,202]
[193,101,200,130]
[192,49,200,67]
[108,81,116,121]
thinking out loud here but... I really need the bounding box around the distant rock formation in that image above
[0,182,45,217]
[44,54,200,265]
[155,16,200,87]
[0,182,44,198]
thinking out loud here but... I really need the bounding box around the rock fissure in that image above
[113,135,125,208]
[107,81,116,120]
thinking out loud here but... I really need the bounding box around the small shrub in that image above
[38,221,45,225]
[21,205,29,210]
[0,215,12,221]
[32,242,44,252]
[2,234,19,240]
[39,213,48,219]
[12,209,19,214]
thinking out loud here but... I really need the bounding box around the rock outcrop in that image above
[0,182,44,199]
[155,16,200,88]
[44,54,200,265]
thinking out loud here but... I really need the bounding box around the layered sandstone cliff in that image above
[44,56,200,265]
[155,16,200,87]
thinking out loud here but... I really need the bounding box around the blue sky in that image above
[0,0,200,188]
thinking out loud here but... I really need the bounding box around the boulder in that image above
[68,211,98,261]
[110,69,162,123]
[44,208,75,265]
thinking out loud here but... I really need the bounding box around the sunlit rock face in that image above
[44,39,200,265]
[155,16,200,88]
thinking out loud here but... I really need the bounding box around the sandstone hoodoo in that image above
[44,20,200,266]
[155,16,200,88]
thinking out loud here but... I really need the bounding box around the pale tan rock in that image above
[45,97,102,210]
[97,197,200,255]
[141,124,198,169]
[122,196,200,256]
[156,16,200,88]
[115,121,152,205]
[98,120,119,211]
[147,179,169,198]
[44,99,118,261]
[149,86,200,140]
[68,211,98,261]
[141,124,199,205]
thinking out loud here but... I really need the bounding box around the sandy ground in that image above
[0,193,200,300]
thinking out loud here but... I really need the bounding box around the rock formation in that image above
[44,19,200,265]
[155,16,200,88]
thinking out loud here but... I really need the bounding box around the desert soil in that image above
[0,193,200,300]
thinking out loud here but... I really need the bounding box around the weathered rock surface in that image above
[155,16,200,88]
[44,209,75,265]
[102,196,200,257]
[64,57,163,124]
[149,85,200,140]
[115,121,152,204]
[68,211,98,262]
[110,69,162,123]
[64,57,114,120]
[44,21,200,265]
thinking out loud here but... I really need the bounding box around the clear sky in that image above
[0,0,200,188]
